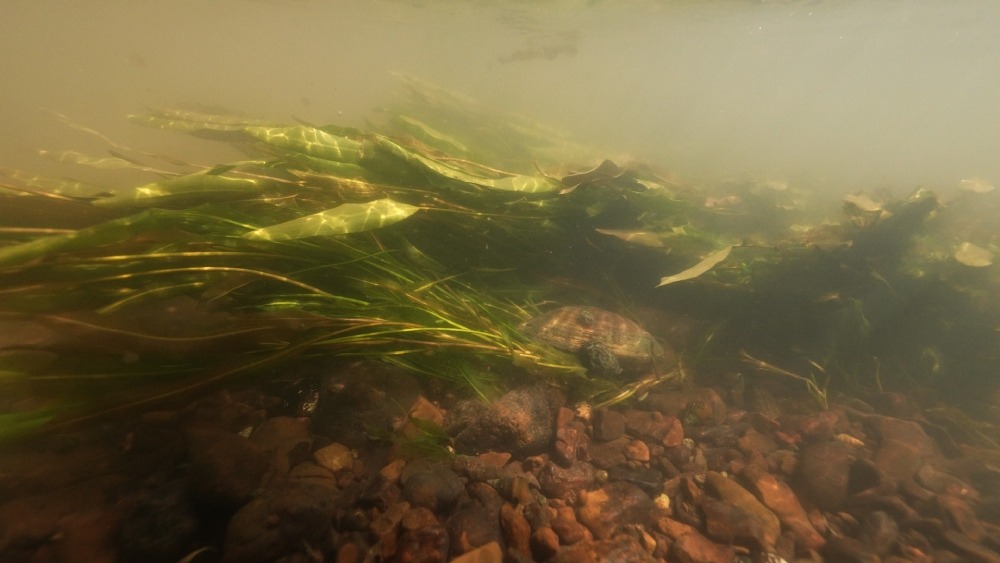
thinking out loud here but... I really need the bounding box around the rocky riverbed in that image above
[1,359,999,562]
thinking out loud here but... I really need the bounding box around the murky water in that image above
[4,0,1000,192]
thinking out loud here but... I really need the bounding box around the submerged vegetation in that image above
[2,75,1000,439]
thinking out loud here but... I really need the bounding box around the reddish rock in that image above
[671,530,736,563]
[704,471,780,552]
[743,464,825,550]
[589,436,630,469]
[644,388,727,426]
[625,439,651,462]
[500,504,531,557]
[576,481,656,540]
[398,507,449,563]
[737,428,778,457]
[551,505,591,545]
[537,461,594,504]
[450,541,503,563]
[401,465,465,514]
[530,526,560,560]
[797,439,862,511]
[936,493,986,542]
[222,483,337,563]
[858,510,900,556]
[248,416,313,475]
[868,415,941,485]
[187,426,273,508]
[446,386,554,456]
[448,500,503,555]
[823,535,880,563]
[548,534,657,563]
[593,409,626,442]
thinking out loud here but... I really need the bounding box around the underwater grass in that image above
[4,76,1000,439]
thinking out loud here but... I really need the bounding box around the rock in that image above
[450,541,502,563]
[500,503,532,557]
[530,527,560,561]
[643,387,727,427]
[606,466,664,496]
[868,415,942,485]
[553,407,585,467]
[401,464,465,514]
[118,478,199,563]
[453,452,511,482]
[743,464,825,551]
[671,530,736,563]
[551,505,591,545]
[548,534,657,563]
[576,481,656,540]
[704,471,780,552]
[823,535,880,563]
[446,386,554,456]
[588,436,630,469]
[222,483,337,563]
[936,493,986,542]
[625,439,651,462]
[797,439,862,511]
[942,529,1000,563]
[248,416,313,476]
[187,426,272,508]
[537,460,597,503]
[593,409,626,442]
[397,507,449,563]
[288,461,337,490]
[447,499,503,555]
[314,443,354,473]
[858,510,900,556]
[311,360,423,448]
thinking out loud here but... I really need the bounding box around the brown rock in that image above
[448,500,503,555]
[222,483,337,563]
[248,416,312,475]
[657,516,698,540]
[553,425,582,467]
[942,529,1000,563]
[398,507,449,563]
[858,510,900,556]
[704,471,780,552]
[538,461,597,503]
[446,386,554,455]
[797,439,861,511]
[312,360,422,448]
[869,415,941,485]
[551,505,591,545]
[288,461,337,490]
[548,534,657,563]
[625,439,651,462]
[823,535,880,563]
[500,504,531,556]
[936,493,986,542]
[671,530,736,563]
[589,436,630,469]
[576,481,655,540]
[644,387,727,426]
[187,427,272,508]
[593,408,626,442]
[737,428,778,457]
[450,541,502,563]
[743,464,825,550]
[401,465,465,514]
[530,526,560,561]
[314,442,354,473]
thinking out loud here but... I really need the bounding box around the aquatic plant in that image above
[3,75,1000,439]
